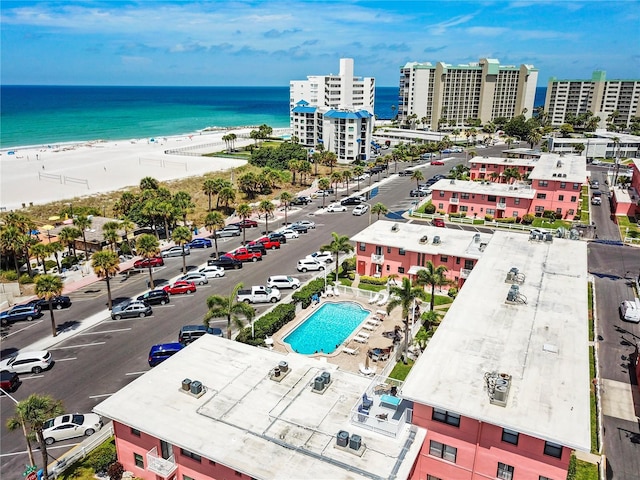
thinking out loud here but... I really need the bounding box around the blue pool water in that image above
[284,302,371,354]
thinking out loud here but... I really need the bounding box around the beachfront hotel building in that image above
[290,58,375,163]
[544,70,640,130]
[351,221,491,286]
[93,231,590,480]
[397,58,538,131]
[547,130,640,160]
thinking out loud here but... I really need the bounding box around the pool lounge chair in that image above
[357,331,371,340]
[333,286,340,296]
[325,285,334,297]
[353,335,368,344]
[362,323,377,332]
[377,291,390,306]
[366,318,381,327]
[369,292,382,304]
[343,346,359,355]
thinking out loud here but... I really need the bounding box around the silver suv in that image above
[111,300,153,320]
[178,272,209,285]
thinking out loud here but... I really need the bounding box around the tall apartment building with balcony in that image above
[290,58,375,163]
[398,58,538,131]
[544,70,640,130]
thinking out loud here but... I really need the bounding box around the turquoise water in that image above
[284,302,370,354]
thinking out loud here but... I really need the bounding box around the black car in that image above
[178,325,224,346]
[267,232,287,244]
[0,370,21,393]
[208,256,243,270]
[289,224,308,234]
[398,169,413,176]
[341,196,365,206]
[410,189,428,197]
[245,243,267,255]
[26,296,72,310]
[290,196,312,206]
[136,290,170,306]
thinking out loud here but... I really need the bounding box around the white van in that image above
[267,275,301,290]
[620,299,640,323]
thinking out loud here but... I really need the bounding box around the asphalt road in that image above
[0,157,460,477]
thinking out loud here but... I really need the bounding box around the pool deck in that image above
[271,291,409,375]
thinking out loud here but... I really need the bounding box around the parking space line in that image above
[89,393,114,399]
[51,342,105,350]
[78,328,131,335]
[20,375,44,380]
[126,371,147,376]
[54,357,77,362]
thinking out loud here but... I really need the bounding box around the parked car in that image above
[313,189,334,197]
[326,203,347,212]
[441,149,453,154]
[354,173,370,181]
[430,160,445,166]
[226,248,262,262]
[398,169,413,176]
[289,224,308,234]
[231,219,258,229]
[178,272,209,285]
[133,256,164,269]
[431,174,446,180]
[198,265,225,278]
[267,232,287,244]
[0,370,21,393]
[163,281,196,295]
[591,159,602,166]
[340,196,365,206]
[178,325,223,346]
[290,196,312,206]
[306,251,333,263]
[292,220,316,229]
[26,296,72,311]
[137,290,170,306]
[215,225,242,238]
[279,229,300,239]
[237,286,281,304]
[187,238,212,249]
[296,258,326,272]
[208,256,243,270]
[42,413,102,445]
[0,305,42,325]
[409,189,428,197]
[148,342,184,367]
[590,180,599,189]
[161,246,190,258]
[0,350,53,374]
[252,237,280,250]
[352,204,369,216]
[245,242,268,255]
[432,218,446,228]
[111,300,153,320]
[267,275,301,290]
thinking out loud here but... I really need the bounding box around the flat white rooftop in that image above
[351,220,493,259]
[401,230,591,451]
[528,153,587,183]
[94,337,425,479]
[473,154,540,167]
[431,179,536,198]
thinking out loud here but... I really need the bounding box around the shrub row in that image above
[359,275,389,286]
[292,278,326,308]
[236,303,297,346]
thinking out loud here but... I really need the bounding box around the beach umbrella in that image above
[48,215,61,222]
[41,224,55,243]
[62,218,74,225]
[369,337,393,350]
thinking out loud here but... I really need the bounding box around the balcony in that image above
[461,268,472,279]
[146,447,177,478]
[496,202,506,209]
[449,197,459,204]
[371,254,384,265]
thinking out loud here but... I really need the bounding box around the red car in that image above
[432,218,445,228]
[430,160,444,166]
[134,257,164,269]
[162,281,196,295]
[231,219,258,229]
[252,237,280,250]
[227,248,262,262]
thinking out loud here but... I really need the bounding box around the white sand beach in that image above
[0,128,274,211]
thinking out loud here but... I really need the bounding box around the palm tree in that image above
[318,177,331,208]
[218,186,236,211]
[174,191,194,226]
[352,166,364,191]
[47,241,64,272]
[324,151,338,174]
[35,275,64,337]
[118,218,135,255]
[411,170,425,190]
[91,250,120,310]
[279,191,293,226]
[58,226,80,257]
[236,204,253,244]
[0,225,23,274]
[139,176,159,191]
[202,179,217,211]
[172,226,192,275]
[321,232,354,281]
[371,202,389,220]
[330,171,342,202]
[6,394,64,480]
[387,277,428,359]
[259,200,275,234]
[102,221,120,252]
[135,234,160,289]
[73,215,92,260]
[205,211,226,259]
[204,282,255,339]
[416,261,451,312]
[31,243,49,274]
[342,170,352,196]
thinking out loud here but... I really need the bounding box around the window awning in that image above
[408,265,425,275]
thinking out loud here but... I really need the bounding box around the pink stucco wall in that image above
[410,404,570,480]
[469,161,535,182]
[432,190,532,219]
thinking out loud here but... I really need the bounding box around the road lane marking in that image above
[78,328,131,335]
[89,393,114,399]
[50,342,105,350]
[54,357,77,361]
[19,375,44,380]
[126,371,147,376]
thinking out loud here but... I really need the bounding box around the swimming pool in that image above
[284,301,371,354]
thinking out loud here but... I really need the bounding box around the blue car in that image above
[148,342,184,367]
[187,238,212,249]
[0,305,42,325]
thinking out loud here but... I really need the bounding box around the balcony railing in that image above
[460,268,472,279]
[449,197,459,204]
[146,447,177,478]
[496,202,507,209]
[371,254,384,265]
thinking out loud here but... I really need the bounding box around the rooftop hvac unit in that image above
[391,224,399,232]
[544,233,553,242]
[473,233,481,243]
[313,376,325,391]
[336,430,349,447]
[556,160,563,167]
[349,434,362,450]
[506,285,519,302]
[419,235,428,244]
[450,179,455,184]
[182,378,192,391]
[506,267,519,282]
[321,371,331,385]
[552,173,557,177]
[433,236,441,244]
[190,381,203,395]
[278,361,289,373]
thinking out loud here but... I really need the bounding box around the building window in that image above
[461,193,470,199]
[399,248,406,256]
[539,477,553,480]
[440,255,448,263]
[538,180,548,187]
[438,203,444,209]
[488,195,497,202]
[386,265,390,271]
[130,428,141,437]
[460,205,468,212]
[427,476,443,480]
[431,408,460,427]
[486,208,496,215]
[439,191,445,197]
[535,206,544,212]
[512,211,519,218]
[398,266,405,274]
[387,246,391,254]
[537,193,547,199]
[560,182,566,188]
[544,441,563,458]
[359,242,366,252]
[429,440,457,462]
[497,462,514,480]
[558,195,564,201]
[181,449,201,462]
[570,196,577,202]
[464,259,474,270]
[183,476,195,480]
[501,428,519,445]
[573,183,580,190]
[514,198,520,205]
[134,453,144,468]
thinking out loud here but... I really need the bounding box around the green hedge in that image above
[291,278,326,308]
[448,212,466,219]
[359,275,389,286]
[236,303,297,346]
[495,217,516,224]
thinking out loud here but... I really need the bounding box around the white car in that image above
[43,413,103,445]
[178,272,209,285]
[354,173,370,181]
[326,203,347,213]
[198,265,225,278]
[280,229,300,239]
[0,350,54,374]
[292,220,316,229]
[306,251,333,263]
[297,258,326,272]
[267,275,301,289]
[352,205,369,216]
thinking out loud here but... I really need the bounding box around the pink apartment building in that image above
[455,154,588,219]
[94,232,590,480]
[610,158,640,216]
[350,221,492,287]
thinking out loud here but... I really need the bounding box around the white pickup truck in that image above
[620,299,640,323]
[237,286,281,304]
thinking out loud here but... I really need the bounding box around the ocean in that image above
[0,85,546,149]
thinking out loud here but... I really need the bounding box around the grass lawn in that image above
[425,293,454,306]
[357,283,387,292]
[575,458,599,480]
[589,346,599,453]
[588,282,594,341]
[531,217,572,230]
[617,215,640,240]
[389,359,414,381]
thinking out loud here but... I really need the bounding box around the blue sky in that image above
[1,0,638,87]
